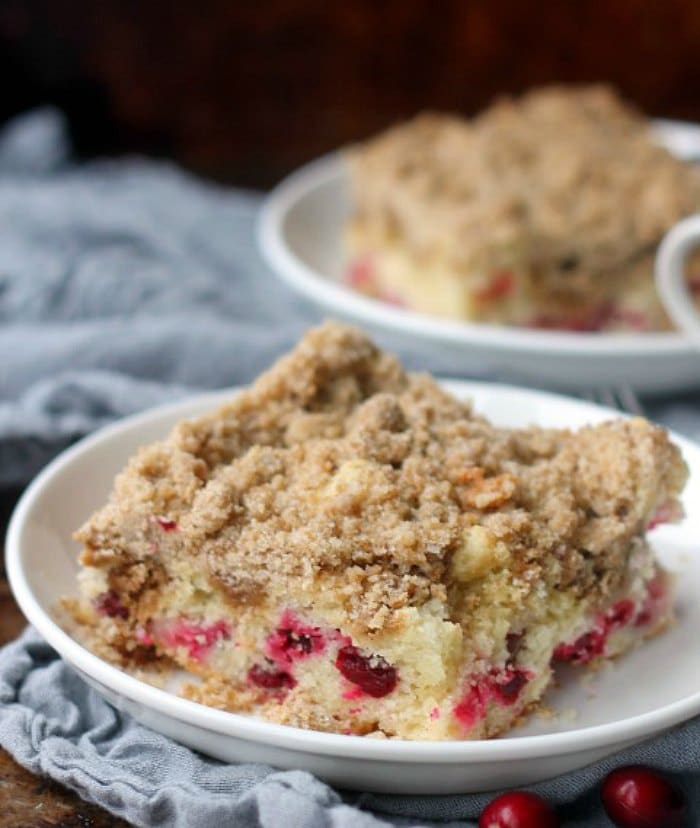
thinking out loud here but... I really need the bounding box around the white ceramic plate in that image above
[6,383,700,794]
[258,120,700,394]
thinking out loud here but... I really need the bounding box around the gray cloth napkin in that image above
[1,108,699,827]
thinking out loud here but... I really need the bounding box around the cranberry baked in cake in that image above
[73,323,687,739]
[345,85,700,331]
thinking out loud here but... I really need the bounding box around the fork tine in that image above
[617,384,645,416]
[585,386,645,415]
[596,388,620,410]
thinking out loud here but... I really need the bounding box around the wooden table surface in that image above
[0,491,128,827]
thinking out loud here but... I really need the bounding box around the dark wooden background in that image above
[2,0,700,187]
[1,1,700,823]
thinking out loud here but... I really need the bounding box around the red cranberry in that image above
[530,302,613,332]
[155,516,178,532]
[284,629,314,653]
[335,645,398,698]
[247,662,296,690]
[159,618,230,663]
[93,590,129,620]
[479,791,558,828]
[453,683,488,729]
[475,271,515,302]
[601,766,686,828]
[553,628,606,664]
[506,631,524,658]
[265,615,325,664]
[492,669,529,703]
[346,257,376,290]
[605,600,636,629]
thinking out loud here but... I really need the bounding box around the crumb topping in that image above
[76,322,687,633]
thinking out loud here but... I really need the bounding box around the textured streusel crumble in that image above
[345,85,700,331]
[71,322,687,739]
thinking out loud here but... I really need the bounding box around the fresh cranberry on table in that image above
[478,791,559,828]
[601,766,686,828]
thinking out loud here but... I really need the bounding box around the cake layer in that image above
[344,245,672,332]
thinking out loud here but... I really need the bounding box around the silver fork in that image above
[584,385,646,416]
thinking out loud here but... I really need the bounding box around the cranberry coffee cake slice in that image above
[73,322,687,739]
[345,85,700,331]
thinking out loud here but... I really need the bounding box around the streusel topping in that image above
[77,322,686,632]
[347,85,700,279]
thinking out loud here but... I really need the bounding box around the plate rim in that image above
[257,120,700,358]
[6,381,700,764]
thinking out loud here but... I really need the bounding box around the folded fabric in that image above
[1,108,700,827]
